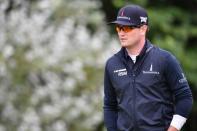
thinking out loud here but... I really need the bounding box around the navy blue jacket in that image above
[104,40,193,131]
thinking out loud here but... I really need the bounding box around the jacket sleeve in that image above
[164,54,193,118]
[103,61,118,131]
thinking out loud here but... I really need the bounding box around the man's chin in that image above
[120,42,128,47]
[121,45,130,48]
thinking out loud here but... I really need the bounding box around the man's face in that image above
[116,25,145,48]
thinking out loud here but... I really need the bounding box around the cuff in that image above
[170,114,187,131]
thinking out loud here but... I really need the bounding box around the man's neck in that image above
[126,38,146,56]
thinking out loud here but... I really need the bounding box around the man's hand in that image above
[167,126,178,131]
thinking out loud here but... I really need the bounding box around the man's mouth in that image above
[120,38,127,42]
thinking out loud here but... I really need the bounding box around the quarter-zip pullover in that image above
[104,40,193,131]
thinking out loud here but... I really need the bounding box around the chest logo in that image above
[114,68,127,76]
[143,64,160,75]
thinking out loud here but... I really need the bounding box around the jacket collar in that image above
[115,39,153,62]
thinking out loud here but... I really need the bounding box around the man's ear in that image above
[140,25,148,35]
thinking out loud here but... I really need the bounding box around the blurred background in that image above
[0,0,196,131]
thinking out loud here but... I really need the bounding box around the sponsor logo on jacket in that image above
[179,73,187,83]
[114,68,127,76]
[143,64,160,75]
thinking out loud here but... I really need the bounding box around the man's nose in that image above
[118,30,126,35]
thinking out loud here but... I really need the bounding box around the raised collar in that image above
[123,40,148,59]
[115,39,153,62]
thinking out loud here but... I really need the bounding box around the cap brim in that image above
[109,20,136,26]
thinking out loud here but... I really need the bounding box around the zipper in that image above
[132,72,138,131]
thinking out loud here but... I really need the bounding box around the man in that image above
[103,4,193,131]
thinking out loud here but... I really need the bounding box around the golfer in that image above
[103,4,193,131]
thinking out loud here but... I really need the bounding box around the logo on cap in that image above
[140,16,147,23]
[121,10,124,16]
[118,10,131,21]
